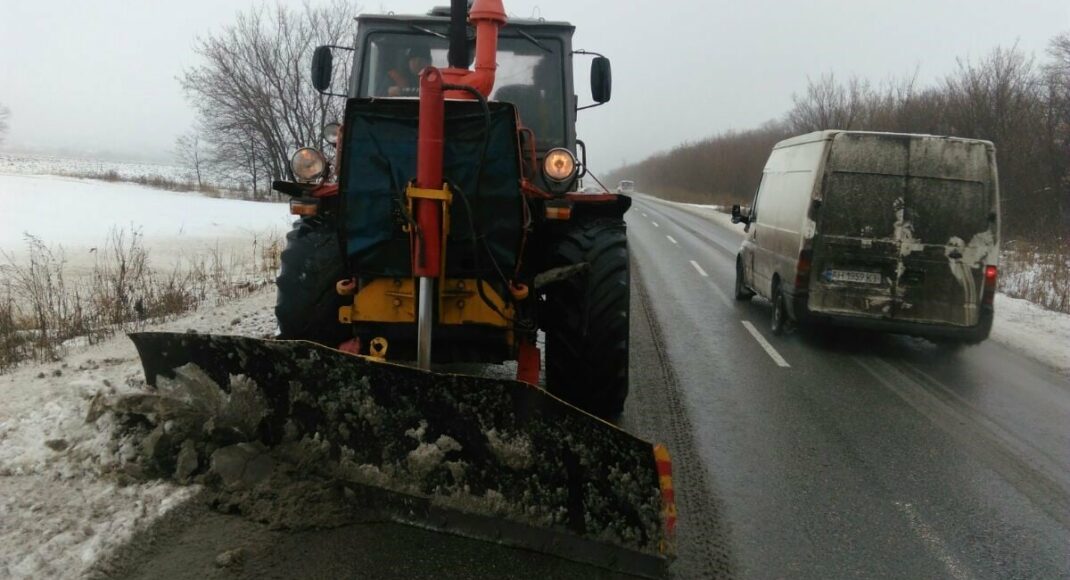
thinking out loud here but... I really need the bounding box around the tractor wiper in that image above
[408,24,447,39]
[514,28,551,53]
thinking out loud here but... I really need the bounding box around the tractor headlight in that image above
[291,147,327,182]
[322,122,341,145]
[543,148,577,183]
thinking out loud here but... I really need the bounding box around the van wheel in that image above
[771,284,788,336]
[735,258,754,301]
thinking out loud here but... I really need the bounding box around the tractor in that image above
[276,0,630,419]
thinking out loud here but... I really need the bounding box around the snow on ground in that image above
[990,294,1070,376]
[640,193,1070,377]
[0,153,188,184]
[0,289,278,579]
[0,173,291,259]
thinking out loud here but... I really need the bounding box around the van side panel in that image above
[747,140,826,298]
[807,133,998,327]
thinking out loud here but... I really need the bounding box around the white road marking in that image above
[740,321,790,367]
[689,260,708,277]
[641,212,648,217]
[651,221,659,228]
[893,501,973,580]
[666,235,678,245]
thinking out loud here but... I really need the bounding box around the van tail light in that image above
[795,249,812,290]
[982,265,997,306]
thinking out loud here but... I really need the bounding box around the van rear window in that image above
[821,172,990,243]
[821,172,902,239]
[908,177,989,243]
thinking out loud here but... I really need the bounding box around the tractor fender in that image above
[565,193,632,221]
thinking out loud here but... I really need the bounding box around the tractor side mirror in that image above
[311,46,334,93]
[591,56,612,103]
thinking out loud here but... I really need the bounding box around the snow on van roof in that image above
[774,130,994,150]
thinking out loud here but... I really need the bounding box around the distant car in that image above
[732,130,1000,344]
[616,180,634,194]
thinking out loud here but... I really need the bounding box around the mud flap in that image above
[129,332,673,577]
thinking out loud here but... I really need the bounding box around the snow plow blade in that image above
[129,332,675,577]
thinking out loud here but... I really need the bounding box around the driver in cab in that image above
[387,45,432,97]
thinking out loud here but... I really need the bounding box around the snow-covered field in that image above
[0,153,188,185]
[0,173,291,268]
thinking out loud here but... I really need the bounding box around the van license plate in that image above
[826,270,882,284]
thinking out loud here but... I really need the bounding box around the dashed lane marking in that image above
[893,501,973,580]
[652,221,659,228]
[666,235,678,245]
[689,260,708,277]
[641,212,648,217]
[740,321,790,367]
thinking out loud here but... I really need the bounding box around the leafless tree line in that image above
[611,34,1070,244]
[177,2,355,199]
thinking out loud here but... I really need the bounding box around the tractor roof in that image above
[356,11,575,34]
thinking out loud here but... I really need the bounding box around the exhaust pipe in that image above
[447,0,469,69]
[442,0,506,98]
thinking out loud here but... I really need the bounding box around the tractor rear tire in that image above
[544,218,629,420]
[275,218,350,346]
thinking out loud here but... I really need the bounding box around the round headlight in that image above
[543,148,577,182]
[322,122,341,146]
[291,147,327,182]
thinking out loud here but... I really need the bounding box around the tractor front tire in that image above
[544,218,629,420]
[275,218,350,346]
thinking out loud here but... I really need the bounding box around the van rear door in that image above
[808,134,997,327]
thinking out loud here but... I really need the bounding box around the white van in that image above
[732,131,1000,343]
[617,180,635,194]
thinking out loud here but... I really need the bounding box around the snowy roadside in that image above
[637,193,1070,377]
[0,287,277,579]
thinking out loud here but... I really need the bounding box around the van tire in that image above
[735,258,755,301]
[275,219,350,346]
[543,218,629,421]
[771,283,788,336]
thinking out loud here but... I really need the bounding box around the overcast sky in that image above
[1,0,1067,172]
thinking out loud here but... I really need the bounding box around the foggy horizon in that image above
[1,0,1067,171]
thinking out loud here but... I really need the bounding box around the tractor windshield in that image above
[358,32,566,148]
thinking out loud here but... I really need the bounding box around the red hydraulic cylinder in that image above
[414,67,445,278]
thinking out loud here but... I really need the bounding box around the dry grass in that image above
[0,228,281,373]
[54,169,260,201]
[1000,239,1070,314]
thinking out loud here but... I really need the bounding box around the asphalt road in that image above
[101,195,1068,579]
[624,194,1070,579]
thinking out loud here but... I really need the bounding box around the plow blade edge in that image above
[129,332,674,577]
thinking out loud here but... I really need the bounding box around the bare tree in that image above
[175,130,207,189]
[0,103,10,145]
[180,1,355,197]
[787,74,873,132]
